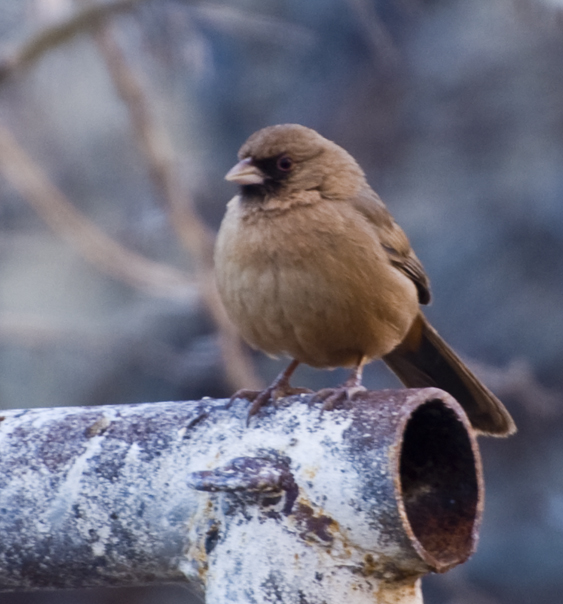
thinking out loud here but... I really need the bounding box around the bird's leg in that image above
[228,359,312,422]
[342,359,367,390]
[312,355,368,411]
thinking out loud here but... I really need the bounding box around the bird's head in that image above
[225,124,366,201]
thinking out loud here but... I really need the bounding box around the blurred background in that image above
[0,0,562,602]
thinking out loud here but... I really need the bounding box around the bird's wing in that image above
[350,187,431,305]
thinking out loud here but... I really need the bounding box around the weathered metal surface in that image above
[0,388,483,603]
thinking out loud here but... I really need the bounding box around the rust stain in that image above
[302,466,318,480]
[293,502,335,544]
[375,578,421,604]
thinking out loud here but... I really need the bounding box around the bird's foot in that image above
[311,381,367,412]
[229,385,312,424]
[229,359,309,424]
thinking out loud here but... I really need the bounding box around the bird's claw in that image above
[226,389,261,408]
[229,386,313,425]
[311,385,367,412]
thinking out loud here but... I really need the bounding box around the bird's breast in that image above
[214,196,419,368]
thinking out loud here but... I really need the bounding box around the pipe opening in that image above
[399,400,480,570]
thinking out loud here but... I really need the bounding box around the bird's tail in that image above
[383,313,516,436]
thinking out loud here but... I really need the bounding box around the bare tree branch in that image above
[471,358,562,419]
[93,21,262,391]
[0,0,261,390]
[0,312,107,347]
[192,4,315,47]
[0,1,315,85]
[346,0,400,69]
[93,24,214,264]
[0,0,143,83]
[0,120,197,301]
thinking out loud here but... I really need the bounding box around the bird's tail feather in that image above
[383,313,516,436]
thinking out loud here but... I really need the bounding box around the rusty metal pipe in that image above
[0,388,483,603]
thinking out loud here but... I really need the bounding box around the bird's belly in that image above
[219,249,418,369]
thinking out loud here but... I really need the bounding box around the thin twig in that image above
[0,119,197,301]
[93,23,214,265]
[345,0,400,69]
[0,1,315,85]
[191,4,315,47]
[470,357,561,418]
[0,0,143,84]
[93,21,262,391]
[0,312,113,347]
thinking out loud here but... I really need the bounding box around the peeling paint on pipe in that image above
[0,388,483,603]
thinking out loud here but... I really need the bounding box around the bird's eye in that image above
[276,155,294,172]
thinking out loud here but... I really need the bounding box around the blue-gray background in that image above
[0,1,562,603]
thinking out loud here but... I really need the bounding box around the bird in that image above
[214,124,516,436]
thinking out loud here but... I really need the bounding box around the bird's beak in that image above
[225,157,265,185]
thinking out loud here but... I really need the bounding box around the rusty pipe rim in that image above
[392,388,484,573]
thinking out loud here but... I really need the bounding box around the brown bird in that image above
[214,124,516,436]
